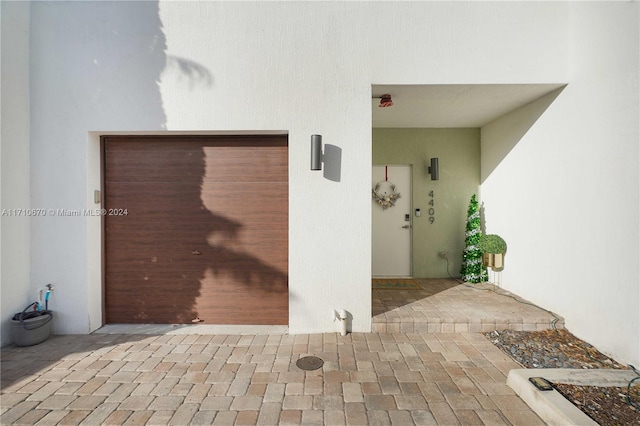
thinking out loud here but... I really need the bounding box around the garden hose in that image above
[627,364,640,410]
[12,302,52,331]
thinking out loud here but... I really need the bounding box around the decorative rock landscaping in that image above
[486,328,640,425]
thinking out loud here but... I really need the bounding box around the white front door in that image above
[372,165,412,277]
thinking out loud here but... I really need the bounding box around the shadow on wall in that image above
[165,55,214,89]
[323,144,342,182]
[35,1,214,127]
[104,137,289,326]
[55,1,170,128]
[481,86,566,183]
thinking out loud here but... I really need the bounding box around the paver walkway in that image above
[1,331,544,425]
[373,280,563,334]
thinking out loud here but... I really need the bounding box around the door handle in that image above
[402,225,411,229]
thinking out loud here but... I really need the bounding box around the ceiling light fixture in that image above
[374,94,394,108]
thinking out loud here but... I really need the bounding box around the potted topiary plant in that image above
[478,234,507,271]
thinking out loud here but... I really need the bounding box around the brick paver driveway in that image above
[1,332,543,425]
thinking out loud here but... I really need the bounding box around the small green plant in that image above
[478,234,507,254]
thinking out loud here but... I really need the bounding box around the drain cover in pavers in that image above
[296,356,324,371]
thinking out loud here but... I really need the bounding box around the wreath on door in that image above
[372,181,401,210]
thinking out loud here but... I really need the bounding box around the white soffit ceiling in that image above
[372,84,565,128]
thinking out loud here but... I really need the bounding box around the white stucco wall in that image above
[6,0,638,364]
[153,0,570,335]
[1,1,31,346]
[481,2,639,365]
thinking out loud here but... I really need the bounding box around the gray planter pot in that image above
[10,311,53,346]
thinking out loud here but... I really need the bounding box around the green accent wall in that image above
[373,128,481,278]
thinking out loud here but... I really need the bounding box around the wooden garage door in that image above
[103,135,288,325]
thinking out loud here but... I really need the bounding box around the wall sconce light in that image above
[311,134,322,170]
[428,157,439,180]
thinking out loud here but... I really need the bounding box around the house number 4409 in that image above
[428,190,435,223]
